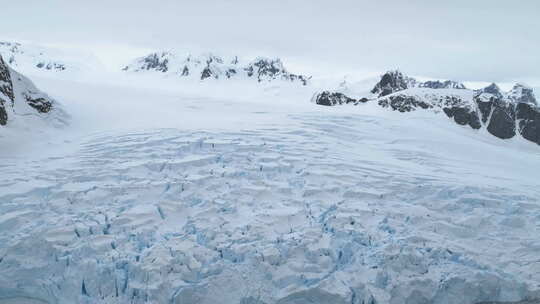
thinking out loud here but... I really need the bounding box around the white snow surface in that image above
[0,41,102,78]
[0,68,540,304]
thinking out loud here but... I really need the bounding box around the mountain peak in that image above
[371,70,416,97]
[122,51,172,72]
[123,51,309,85]
[481,83,503,97]
[509,83,537,105]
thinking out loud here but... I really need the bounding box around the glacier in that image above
[0,47,539,304]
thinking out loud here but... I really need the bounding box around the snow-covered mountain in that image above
[370,70,467,97]
[0,41,101,76]
[1,74,540,304]
[1,47,540,304]
[122,51,310,85]
[0,54,67,128]
[314,70,540,146]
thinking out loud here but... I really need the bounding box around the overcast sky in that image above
[2,0,539,84]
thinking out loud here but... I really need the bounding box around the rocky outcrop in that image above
[244,58,309,85]
[24,93,53,113]
[123,52,170,73]
[508,83,537,105]
[468,83,540,143]
[443,106,482,129]
[371,71,468,97]
[485,99,516,139]
[480,83,505,99]
[371,70,415,97]
[36,62,66,71]
[312,91,365,106]
[419,80,466,89]
[516,102,540,144]
[0,41,79,73]
[0,55,14,125]
[316,72,540,146]
[0,54,64,127]
[123,52,310,85]
[377,94,432,112]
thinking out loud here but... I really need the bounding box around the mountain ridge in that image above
[314,70,540,145]
[122,51,310,85]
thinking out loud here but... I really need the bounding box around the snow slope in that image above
[0,41,102,77]
[0,54,68,147]
[0,71,539,304]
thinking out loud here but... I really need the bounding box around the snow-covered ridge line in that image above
[0,41,102,76]
[122,51,310,85]
[371,70,467,97]
[314,70,540,146]
[0,41,67,72]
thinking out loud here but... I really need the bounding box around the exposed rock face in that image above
[313,91,359,106]
[243,58,309,85]
[200,66,213,80]
[371,70,415,97]
[123,52,310,85]
[378,94,432,112]
[371,71,467,97]
[123,52,170,72]
[419,80,466,90]
[247,58,281,80]
[0,102,7,126]
[482,83,504,98]
[516,103,540,145]
[508,83,537,105]
[0,54,62,126]
[443,107,482,129]
[486,99,516,139]
[317,74,540,146]
[24,94,53,113]
[0,55,14,101]
[377,91,482,129]
[36,62,66,71]
[473,83,521,140]
[0,55,14,125]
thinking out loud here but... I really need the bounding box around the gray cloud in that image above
[2,0,539,83]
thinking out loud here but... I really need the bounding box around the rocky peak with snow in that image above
[0,54,67,127]
[475,82,504,100]
[122,51,310,85]
[124,51,171,73]
[311,90,368,106]
[370,70,415,97]
[316,71,540,146]
[371,70,467,97]
[0,55,13,125]
[508,83,537,105]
